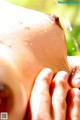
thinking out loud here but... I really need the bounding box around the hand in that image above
[25,68,80,120]
[67,56,80,88]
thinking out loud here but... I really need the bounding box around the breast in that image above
[0,1,70,120]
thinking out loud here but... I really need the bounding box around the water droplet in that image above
[24,26,30,30]
[7,43,12,48]
[0,40,3,44]
[19,21,23,24]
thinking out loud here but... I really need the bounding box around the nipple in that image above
[0,83,14,113]
[49,14,63,29]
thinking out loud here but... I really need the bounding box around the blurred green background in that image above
[6,0,80,56]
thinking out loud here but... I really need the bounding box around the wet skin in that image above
[0,1,80,120]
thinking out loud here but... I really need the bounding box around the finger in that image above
[67,88,80,120]
[52,71,69,120]
[69,66,80,88]
[27,68,53,120]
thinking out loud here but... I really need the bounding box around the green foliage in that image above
[6,0,80,56]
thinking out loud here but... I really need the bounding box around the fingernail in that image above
[41,68,53,84]
[45,68,53,81]
[55,71,68,83]
[74,89,80,98]
[69,66,80,88]
[63,73,68,82]
[47,70,53,79]
[74,78,80,88]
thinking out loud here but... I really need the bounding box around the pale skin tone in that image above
[24,62,80,120]
[0,1,80,120]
